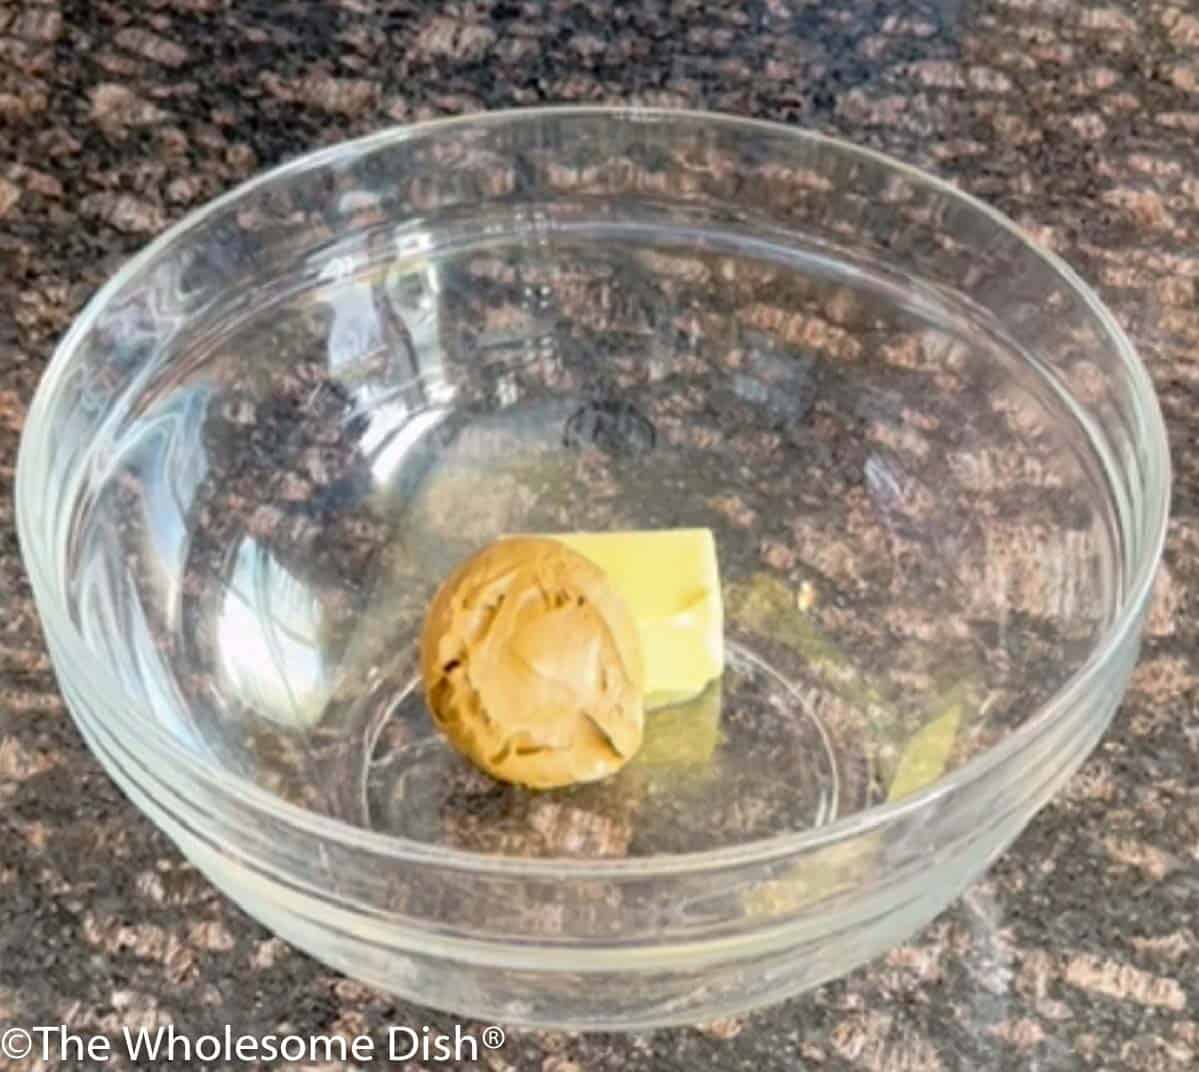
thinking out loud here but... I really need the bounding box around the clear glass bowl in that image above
[16,108,1169,1029]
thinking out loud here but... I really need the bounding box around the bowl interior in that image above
[47,115,1125,858]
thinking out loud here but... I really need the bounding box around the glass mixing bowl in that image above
[16,108,1169,1029]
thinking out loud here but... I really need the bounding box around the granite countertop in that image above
[1,1,1196,1069]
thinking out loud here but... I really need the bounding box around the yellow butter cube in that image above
[548,528,724,710]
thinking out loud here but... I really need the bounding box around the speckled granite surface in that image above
[1,1,1197,1069]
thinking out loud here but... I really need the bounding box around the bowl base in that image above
[360,640,852,855]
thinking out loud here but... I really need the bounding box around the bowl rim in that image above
[16,104,1172,879]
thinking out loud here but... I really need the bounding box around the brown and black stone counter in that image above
[1,2,1196,1069]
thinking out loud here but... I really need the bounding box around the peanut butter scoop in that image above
[421,537,645,789]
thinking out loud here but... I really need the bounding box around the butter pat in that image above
[635,677,723,772]
[548,529,724,710]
